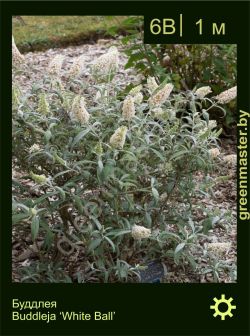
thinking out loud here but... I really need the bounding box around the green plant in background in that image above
[13,16,237,129]
[12,38,236,283]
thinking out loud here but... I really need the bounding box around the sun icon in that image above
[210,294,236,320]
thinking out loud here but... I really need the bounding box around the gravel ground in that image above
[12,40,237,283]
[14,37,142,94]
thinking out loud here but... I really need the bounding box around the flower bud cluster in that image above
[110,126,128,149]
[215,86,237,104]
[195,86,212,98]
[70,96,90,124]
[149,83,173,107]
[131,225,151,239]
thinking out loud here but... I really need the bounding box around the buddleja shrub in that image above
[12,37,236,282]
[107,18,237,128]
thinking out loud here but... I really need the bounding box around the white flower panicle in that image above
[195,86,212,98]
[209,148,220,158]
[215,86,237,104]
[207,242,231,257]
[223,154,237,166]
[147,76,158,94]
[70,96,90,124]
[132,92,143,105]
[48,54,64,76]
[152,107,163,117]
[12,36,25,67]
[208,120,217,129]
[129,85,143,104]
[149,83,174,107]
[94,142,103,156]
[131,225,151,239]
[29,144,40,153]
[92,46,119,81]
[37,93,50,115]
[122,96,136,120]
[67,55,85,79]
[30,171,48,184]
[129,85,143,96]
[110,126,128,149]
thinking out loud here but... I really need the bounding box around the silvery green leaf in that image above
[88,238,102,252]
[31,216,40,241]
[152,187,159,202]
[174,242,186,255]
